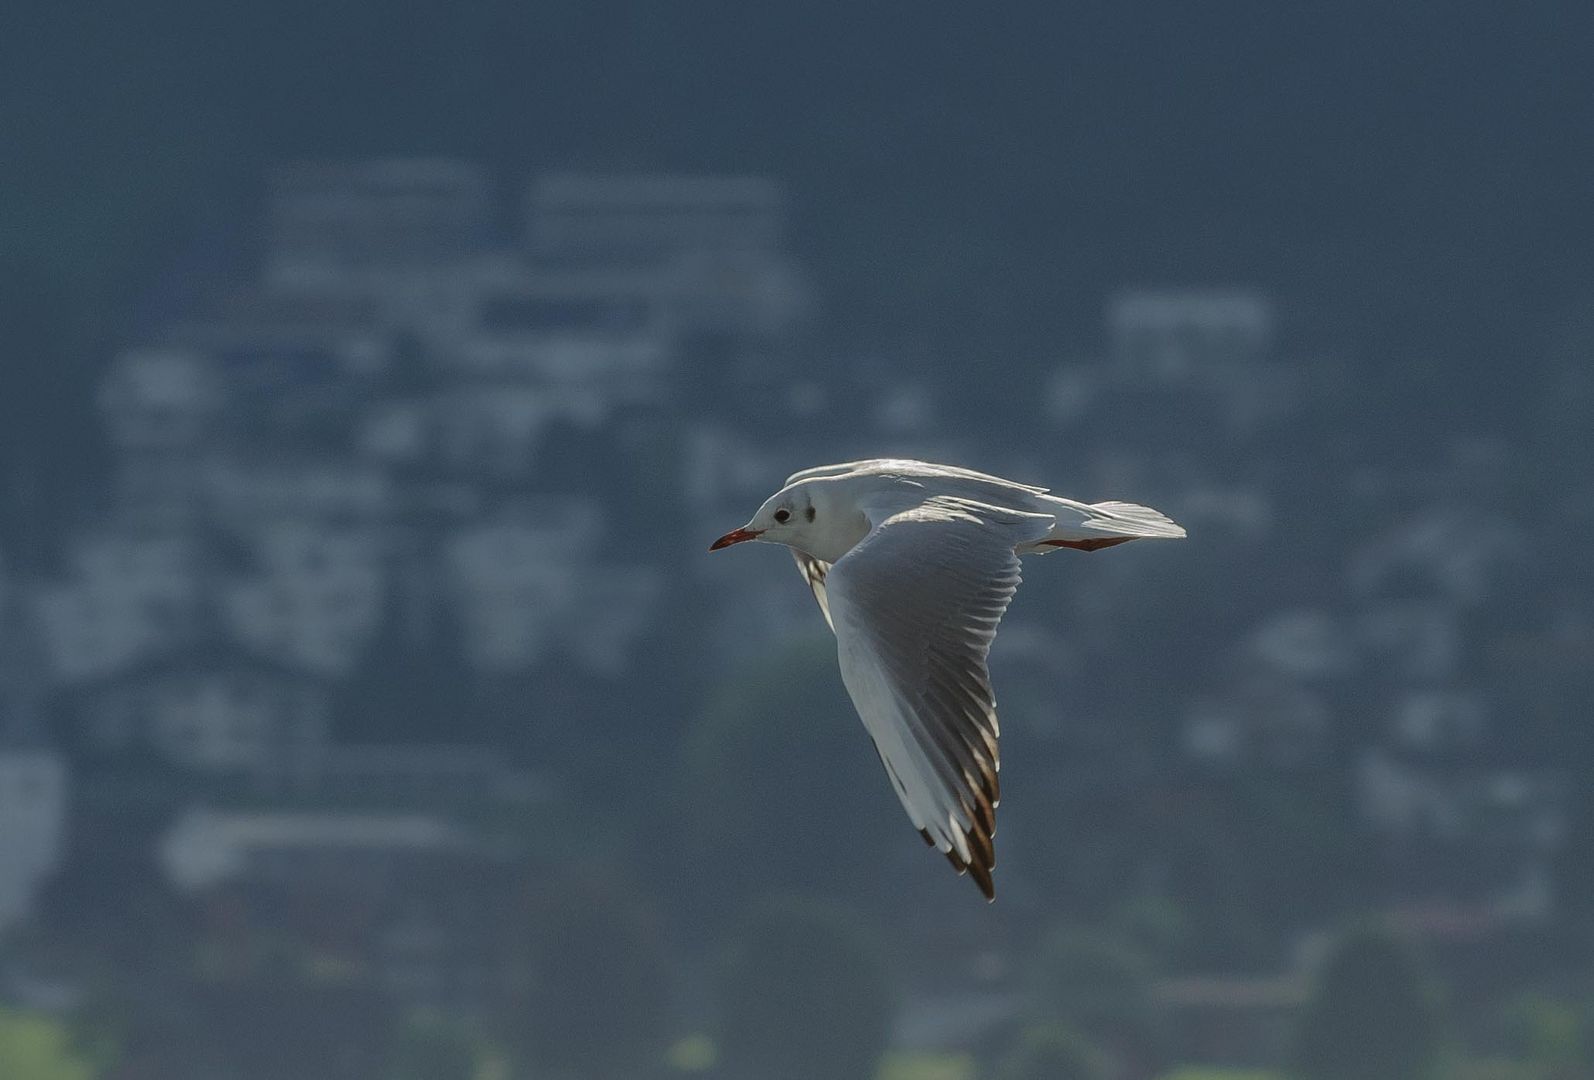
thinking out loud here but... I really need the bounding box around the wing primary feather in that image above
[968,860,996,901]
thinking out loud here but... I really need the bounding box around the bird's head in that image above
[710,479,862,561]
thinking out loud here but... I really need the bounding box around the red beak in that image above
[709,527,762,551]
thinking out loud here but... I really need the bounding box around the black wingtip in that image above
[970,862,996,901]
[939,843,997,901]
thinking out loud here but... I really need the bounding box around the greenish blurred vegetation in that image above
[675,640,909,905]
[1291,927,1445,1080]
[0,1008,96,1080]
[992,1022,1113,1080]
[393,1013,502,1080]
[1024,924,1163,1071]
[507,868,674,1079]
[875,1051,978,1080]
[1496,992,1594,1079]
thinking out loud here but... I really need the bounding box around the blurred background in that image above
[2,4,1592,1079]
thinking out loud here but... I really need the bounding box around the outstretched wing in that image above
[825,497,1052,900]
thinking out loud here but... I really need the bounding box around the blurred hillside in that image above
[2,4,1593,1078]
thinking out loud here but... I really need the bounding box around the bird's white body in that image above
[710,459,1185,899]
[772,458,1186,562]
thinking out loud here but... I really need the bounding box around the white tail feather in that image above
[1081,500,1187,539]
[1024,495,1187,551]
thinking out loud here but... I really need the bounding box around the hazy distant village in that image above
[0,160,1583,1077]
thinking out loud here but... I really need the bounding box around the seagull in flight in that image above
[709,459,1186,900]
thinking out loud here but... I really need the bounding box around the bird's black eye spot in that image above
[805,506,816,523]
[773,508,791,524]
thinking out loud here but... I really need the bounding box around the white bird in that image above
[709,459,1186,900]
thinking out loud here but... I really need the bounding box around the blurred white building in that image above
[1357,751,1564,854]
[1182,675,1333,769]
[444,520,578,671]
[162,284,384,362]
[1347,503,1523,608]
[1391,689,1488,752]
[526,172,807,338]
[1109,288,1274,382]
[441,501,659,674]
[222,521,386,676]
[32,531,200,682]
[265,159,493,285]
[77,646,329,776]
[1242,608,1356,682]
[160,805,514,1018]
[1357,601,1462,683]
[159,808,475,892]
[458,268,673,421]
[31,161,820,762]
[1037,288,1298,447]
[528,172,784,263]
[209,455,393,527]
[279,744,549,807]
[98,348,224,525]
[98,347,223,445]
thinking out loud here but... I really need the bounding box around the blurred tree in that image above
[714,896,894,1080]
[392,1013,485,1080]
[1227,775,1364,943]
[200,977,395,1080]
[331,558,477,746]
[1146,783,1325,971]
[94,1002,221,1080]
[508,868,674,1080]
[0,1008,95,1080]
[674,639,909,907]
[1557,786,1594,941]
[1110,894,1191,971]
[1028,789,1152,920]
[1499,992,1594,1079]
[994,1023,1113,1080]
[1447,1063,1552,1080]
[1025,925,1162,1064]
[1030,782,1284,970]
[32,797,214,1077]
[1291,927,1445,1080]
